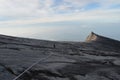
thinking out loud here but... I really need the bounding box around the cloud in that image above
[0,0,55,17]
[64,0,120,6]
[0,0,119,26]
[0,8,119,26]
[0,0,119,18]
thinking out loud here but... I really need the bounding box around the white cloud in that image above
[44,0,54,7]
[0,0,119,18]
[0,0,55,17]
[0,8,119,26]
[63,0,120,12]
[0,0,119,26]
[64,0,120,6]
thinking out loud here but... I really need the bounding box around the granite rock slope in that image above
[0,32,120,80]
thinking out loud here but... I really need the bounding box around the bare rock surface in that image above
[0,32,120,80]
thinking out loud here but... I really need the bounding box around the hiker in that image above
[53,44,56,48]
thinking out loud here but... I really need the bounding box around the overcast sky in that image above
[0,0,120,41]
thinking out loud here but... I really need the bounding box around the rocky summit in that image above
[0,32,120,80]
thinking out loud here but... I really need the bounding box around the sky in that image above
[0,0,120,41]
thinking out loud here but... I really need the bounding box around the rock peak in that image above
[86,32,98,42]
[91,32,95,35]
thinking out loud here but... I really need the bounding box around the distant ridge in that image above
[85,32,120,52]
[86,32,120,43]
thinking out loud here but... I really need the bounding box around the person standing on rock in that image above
[53,44,56,48]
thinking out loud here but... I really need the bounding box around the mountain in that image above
[0,33,120,80]
[85,32,120,52]
[86,32,120,44]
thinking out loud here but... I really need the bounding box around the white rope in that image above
[13,53,53,80]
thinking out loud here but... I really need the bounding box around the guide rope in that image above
[13,53,53,80]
